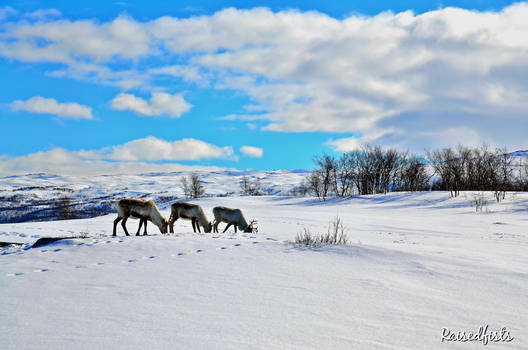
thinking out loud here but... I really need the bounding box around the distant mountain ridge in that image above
[508,150,528,158]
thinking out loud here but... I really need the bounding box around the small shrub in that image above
[294,215,349,246]
[474,192,488,212]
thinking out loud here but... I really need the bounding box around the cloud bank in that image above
[2,4,528,151]
[111,92,192,117]
[0,137,234,176]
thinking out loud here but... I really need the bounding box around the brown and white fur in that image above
[113,199,168,236]
[169,202,212,233]
[212,206,256,233]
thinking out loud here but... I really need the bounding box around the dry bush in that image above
[294,215,349,246]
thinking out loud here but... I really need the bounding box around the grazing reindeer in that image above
[113,199,168,236]
[212,206,257,233]
[169,202,212,233]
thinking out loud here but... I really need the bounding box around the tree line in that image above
[303,144,528,201]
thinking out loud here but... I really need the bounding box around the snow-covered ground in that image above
[1,190,527,349]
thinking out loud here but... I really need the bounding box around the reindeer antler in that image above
[249,219,258,233]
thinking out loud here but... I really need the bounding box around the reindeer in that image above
[169,202,212,233]
[212,206,257,233]
[113,199,168,236]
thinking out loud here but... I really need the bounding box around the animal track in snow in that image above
[5,235,273,277]
[33,268,48,273]
[7,272,24,277]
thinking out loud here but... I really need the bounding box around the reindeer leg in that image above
[195,219,201,233]
[121,216,130,236]
[168,212,175,234]
[223,223,232,233]
[234,225,237,233]
[213,220,219,233]
[136,219,143,236]
[113,217,122,236]
[143,220,148,235]
[169,214,178,234]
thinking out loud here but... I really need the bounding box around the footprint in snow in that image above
[33,268,48,273]
[18,233,27,237]
[196,249,203,253]
[53,248,62,252]
[177,252,185,256]
[252,241,258,244]
[233,243,241,247]
[219,247,227,250]
[7,272,24,277]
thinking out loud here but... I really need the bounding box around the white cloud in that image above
[24,9,62,19]
[326,129,400,152]
[111,92,192,117]
[0,149,226,176]
[103,137,235,161]
[11,96,93,120]
[0,6,17,20]
[240,146,263,158]
[0,137,235,176]
[0,15,150,63]
[148,65,206,84]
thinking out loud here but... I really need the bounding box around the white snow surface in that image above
[1,186,528,348]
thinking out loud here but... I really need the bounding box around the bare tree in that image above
[181,174,205,199]
[519,158,528,191]
[494,149,513,202]
[309,154,335,201]
[240,176,262,196]
[189,174,205,198]
[180,176,191,199]
[306,171,323,200]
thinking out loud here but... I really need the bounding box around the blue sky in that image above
[1,0,527,175]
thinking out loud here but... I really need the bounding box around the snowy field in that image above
[1,190,527,349]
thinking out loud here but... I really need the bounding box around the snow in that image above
[1,180,528,348]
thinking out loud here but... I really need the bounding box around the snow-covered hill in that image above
[1,191,527,349]
[0,170,309,223]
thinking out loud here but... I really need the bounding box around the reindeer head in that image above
[160,218,169,234]
[248,220,258,233]
[204,221,213,233]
